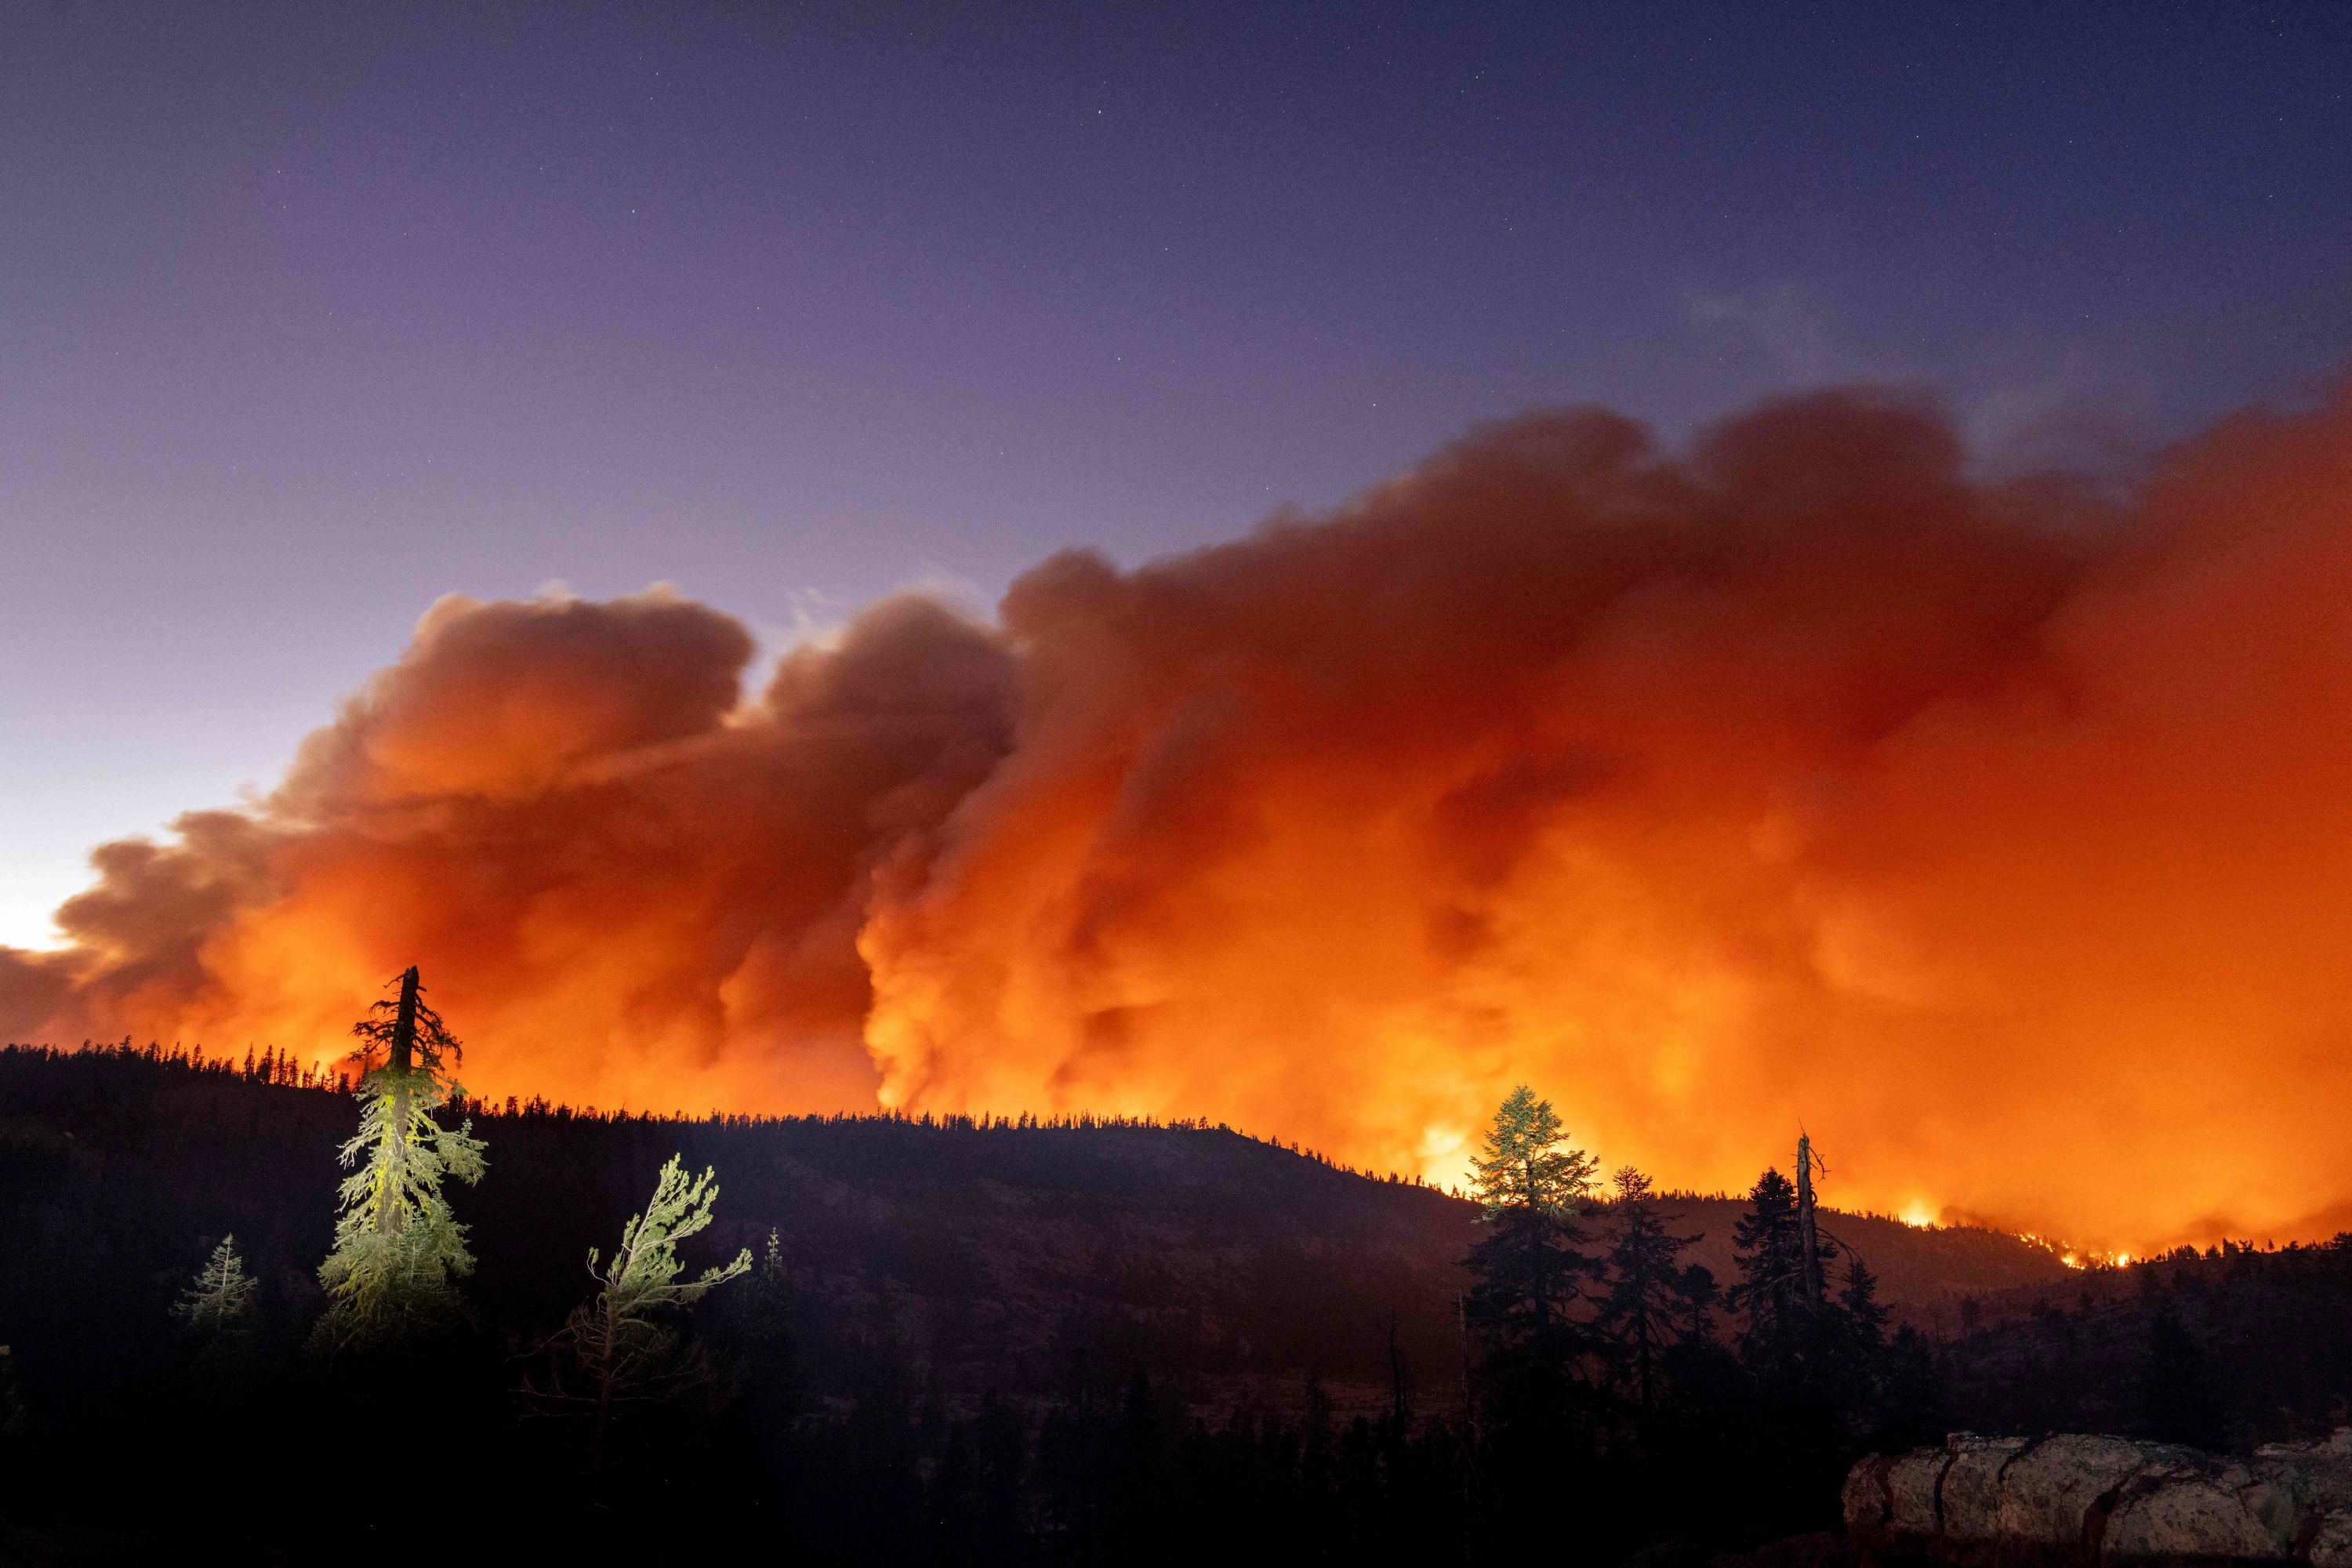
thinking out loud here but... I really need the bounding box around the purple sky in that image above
[5,1,2350,947]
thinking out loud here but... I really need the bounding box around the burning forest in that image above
[13,388,2352,1253]
[10,8,2352,1560]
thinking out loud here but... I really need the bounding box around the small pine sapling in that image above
[315,967,487,1344]
[524,1154,752,1476]
[738,1227,801,1420]
[175,1236,260,1337]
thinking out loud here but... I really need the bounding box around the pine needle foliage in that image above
[588,1156,752,1327]
[1730,1167,1834,1369]
[524,1154,752,1476]
[347,966,462,1077]
[174,1236,259,1336]
[316,970,487,1341]
[1469,1084,1596,1219]
[1593,1167,1707,1409]
[1465,1085,1598,1345]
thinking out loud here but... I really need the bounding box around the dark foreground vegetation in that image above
[4,1040,2347,1567]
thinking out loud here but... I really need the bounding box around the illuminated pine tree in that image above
[1465,1084,1598,1345]
[315,967,486,1341]
[524,1154,751,1475]
[174,1236,259,1337]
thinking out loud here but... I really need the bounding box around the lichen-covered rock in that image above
[1846,1449,1961,1550]
[1938,1436,2031,1544]
[2301,1508,2352,1568]
[1889,1450,1955,1540]
[1995,1436,2157,1547]
[1846,1429,2352,1567]
[2245,1438,2352,1548]
[1846,1456,1894,1540]
[2104,1460,2285,1559]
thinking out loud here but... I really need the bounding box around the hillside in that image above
[1646,1198,2073,1330]
[0,1042,2289,1566]
[2,1042,2063,1417]
[1933,1240,2352,1447]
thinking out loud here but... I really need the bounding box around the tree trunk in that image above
[1797,1134,1823,1309]
[389,966,419,1073]
[591,1301,617,1478]
[376,967,421,1237]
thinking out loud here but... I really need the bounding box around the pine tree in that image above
[713,1225,801,1431]
[174,1236,259,1337]
[315,967,487,1342]
[524,1154,752,1476]
[1465,1085,1598,1347]
[1674,1261,1722,1350]
[1813,1250,1893,1414]
[1837,1253,1889,1345]
[1729,1167,1836,1371]
[1875,1323,1950,1448]
[1593,1167,1702,1410]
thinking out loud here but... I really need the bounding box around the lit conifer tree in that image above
[174,1235,259,1337]
[1465,1084,1598,1346]
[525,1154,751,1476]
[315,967,486,1342]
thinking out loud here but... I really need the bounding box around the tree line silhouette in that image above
[1,976,2337,1565]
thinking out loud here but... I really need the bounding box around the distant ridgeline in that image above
[2,1037,2071,1408]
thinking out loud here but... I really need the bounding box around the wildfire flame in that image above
[9,385,2352,1254]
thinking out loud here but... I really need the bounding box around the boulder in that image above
[1846,1431,2352,1567]
[1940,1436,2031,1544]
[1886,1449,1955,1539]
[1996,1436,2164,1548]
[2102,1457,2281,1560]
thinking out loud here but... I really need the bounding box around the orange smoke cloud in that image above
[3,588,1013,1112]
[10,386,2352,1250]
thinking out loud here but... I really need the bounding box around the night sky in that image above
[5,1,2350,947]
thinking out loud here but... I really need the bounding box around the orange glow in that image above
[9,387,2352,1253]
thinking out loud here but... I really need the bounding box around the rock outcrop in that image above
[1846,1431,2352,1567]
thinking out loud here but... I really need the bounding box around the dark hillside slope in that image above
[474,1094,1482,1417]
[1936,1240,2352,1449]
[0,1044,1475,1417]
[1650,1197,2072,1325]
[0,1044,2063,1418]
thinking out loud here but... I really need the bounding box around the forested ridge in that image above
[5,1040,2343,1566]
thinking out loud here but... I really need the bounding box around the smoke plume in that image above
[10,387,2352,1250]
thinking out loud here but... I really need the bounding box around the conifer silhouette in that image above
[1730,1167,1835,1370]
[1594,1167,1704,1409]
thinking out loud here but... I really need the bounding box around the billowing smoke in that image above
[9,387,2352,1250]
[2,589,1014,1113]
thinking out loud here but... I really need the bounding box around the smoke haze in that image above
[10,387,2352,1250]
